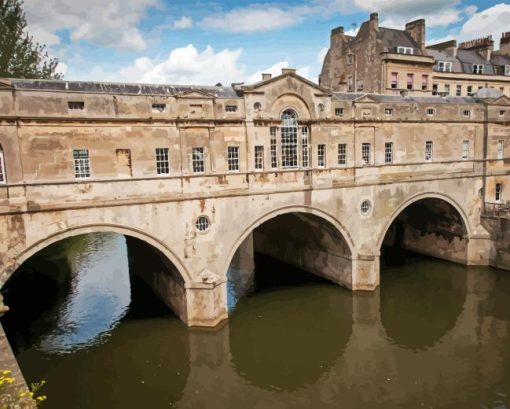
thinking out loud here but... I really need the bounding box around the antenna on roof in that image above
[351,22,357,30]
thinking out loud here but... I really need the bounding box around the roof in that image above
[473,88,503,99]
[332,92,477,104]
[380,27,425,56]
[456,49,496,75]
[6,78,240,98]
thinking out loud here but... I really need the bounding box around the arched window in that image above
[0,146,6,184]
[281,109,298,168]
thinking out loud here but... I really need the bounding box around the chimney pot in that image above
[261,73,272,81]
[281,68,296,75]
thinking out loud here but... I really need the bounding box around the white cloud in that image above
[458,3,510,48]
[23,0,158,51]
[172,16,193,30]
[200,4,310,33]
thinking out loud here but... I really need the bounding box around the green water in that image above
[2,232,510,408]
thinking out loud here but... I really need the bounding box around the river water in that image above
[2,232,510,408]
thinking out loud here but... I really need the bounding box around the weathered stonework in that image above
[0,70,508,329]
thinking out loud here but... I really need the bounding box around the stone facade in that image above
[320,13,510,97]
[0,70,509,328]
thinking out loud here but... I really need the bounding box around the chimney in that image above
[406,19,426,51]
[500,32,510,56]
[369,12,378,31]
[459,36,494,61]
[281,68,296,75]
[261,73,272,81]
[330,26,344,48]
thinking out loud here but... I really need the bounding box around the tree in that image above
[0,0,62,79]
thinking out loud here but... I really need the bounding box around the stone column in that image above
[186,269,228,327]
[351,253,380,290]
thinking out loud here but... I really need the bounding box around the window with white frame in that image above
[225,105,238,113]
[317,144,326,168]
[338,143,347,165]
[462,140,469,160]
[227,146,240,172]
[467,85,473,96]
[281,109,298,168]
[425,141,433,162]
[397,46,413,54]
[505,65,510,76]
[496,183,502,202]
[301,127,309,168]
[68,101,84,110]
[335,107,344,116]
[472,64,484,74]
[192,147,205,173]
[254,145,264,170]
[155,148,170,174]
[384,142,393,164]
[270,127,278,169]
[432,83,438,95]
[406,73,414,90]
[0,148,6,184]
[497,140,504,159]
[421,74,428,90]
[456,85,462,96]
[437,61,452,72]
[391,72,398,89]
[362,143,371,165]
[426,108,435,116]
[463,110,471,118]
[152,103,166,113]
[444,84,450,95]
[73,149,91,178]
[384,108,393,116]
[357,80,364,91]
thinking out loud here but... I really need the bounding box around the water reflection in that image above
[2,234,510,409]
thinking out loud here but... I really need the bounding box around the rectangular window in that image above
[497,140,504,160]
[73,149,91,178]
[335,107,344,116]
[385,142,393,164]
[152,103,166,113]
[0,149,5,184]
[226,105,238,113]
[397,46,413,54]
[444,84,450,95]
[192,147,205,174]
[281,124,298,168]
[301,127,309,168]
[426,108,435,116]
[462,140,469,160]
[384,108,393,116]
[496,183,503,202]
[421,75,428,90]
[500,110,507,117]
[68,101,84,110]
[406,73,414,90]
[362,143,371,165]
[155,148,170,174]
[347,54,353,65]
[456,85,462,96]
[270,127,278,169]
[473,64,484,74]
[317,144,326,168]
[347,76,353,92]
[391,72,398,89]
[463,110,471,118]
[116,148,132,177]
[357,80,364,91]
[338,143,347,165]
[432,83,438,95]
[467,85,473,96]
[505,65,510,76]
[227,146,240,172]
[425,141,433,162]
[254,146,264,170]
[437,61,452,72]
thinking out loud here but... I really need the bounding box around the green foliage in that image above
[0,0,62,79]
[0,370,47,408]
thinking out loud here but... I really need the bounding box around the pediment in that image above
[489,95,510,106]
[353,94,379,103]
[176,89,215,99]
[243,72,330,97]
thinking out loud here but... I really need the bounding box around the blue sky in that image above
[22,0,510,85]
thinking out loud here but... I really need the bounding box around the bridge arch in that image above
[0,223,191,287]
[377,192,472,252]
[223,205,356,291]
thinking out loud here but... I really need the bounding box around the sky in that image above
[22,0,510,85]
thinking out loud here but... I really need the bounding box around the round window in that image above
[254,102,262,110]
[360,200,371,215]
[195,215,210,232]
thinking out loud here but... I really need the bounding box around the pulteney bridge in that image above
[0,70,509,328]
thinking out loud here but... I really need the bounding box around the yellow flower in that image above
[2,370,11,375]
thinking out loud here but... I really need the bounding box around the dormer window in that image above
[226,105,237,113]
[397,46,413,55]
[68,101,84,110]
[472,64,484,74]
[437,61,452,72]
[152,103,166,112]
